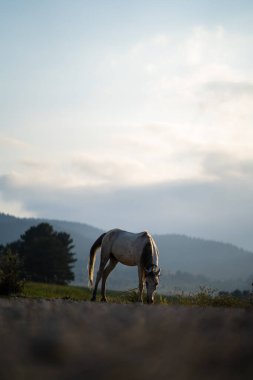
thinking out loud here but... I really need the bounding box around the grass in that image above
[21,282,91,301]
[16,282,253,308]
[20,282,136,302]
[163,287,253,308]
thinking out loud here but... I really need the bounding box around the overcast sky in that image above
[1,0,253,250]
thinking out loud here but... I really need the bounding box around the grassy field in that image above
[20,282,253,308]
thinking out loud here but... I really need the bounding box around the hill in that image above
[1,213,253,291]
[156,234,253,280]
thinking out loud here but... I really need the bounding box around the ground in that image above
[0,298,253,380]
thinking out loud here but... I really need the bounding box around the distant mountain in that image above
[0,213,103,244]
[156,234,253,281]
[1,213,253,291]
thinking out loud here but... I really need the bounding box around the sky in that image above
[1,0,253,250]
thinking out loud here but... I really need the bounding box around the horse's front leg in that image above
[138,266,144,303]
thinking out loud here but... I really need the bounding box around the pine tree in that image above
[18,223,76,284]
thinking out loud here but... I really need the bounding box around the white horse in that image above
[88,228,161,304]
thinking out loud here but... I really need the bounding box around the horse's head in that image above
[145,267,161,304]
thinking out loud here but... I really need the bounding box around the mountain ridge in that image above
[1,213,253,290]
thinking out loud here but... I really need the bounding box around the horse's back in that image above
[103,229,151,266]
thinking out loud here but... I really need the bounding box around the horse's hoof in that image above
[101,297,107,302]
[90,297,96,302]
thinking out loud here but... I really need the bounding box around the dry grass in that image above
[0,298,253,380]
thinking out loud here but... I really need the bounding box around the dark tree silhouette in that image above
[18,223,76,284]
[0,247,24,295]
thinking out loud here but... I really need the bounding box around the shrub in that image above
[0,248,24,295]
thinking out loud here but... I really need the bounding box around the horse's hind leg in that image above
[101,256,118,302]
[91,253,110,301]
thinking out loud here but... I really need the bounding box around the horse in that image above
[88,228,161,304]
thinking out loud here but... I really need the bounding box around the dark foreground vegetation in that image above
[0,297,253,380]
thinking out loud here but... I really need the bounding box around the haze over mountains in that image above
[0,213,253,292]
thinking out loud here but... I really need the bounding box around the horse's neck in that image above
[141,239,158,270]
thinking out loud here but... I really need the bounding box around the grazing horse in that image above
[88,228,161,304]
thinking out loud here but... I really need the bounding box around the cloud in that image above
[204,81,253,98]
[1,161,253,251]
[1,26,253,251]
[0,136,31,150]
[201,151,253,179]
[71,153,146,186]
[93,26,253,157]
[0,199,35,218]
[0,182,36,218]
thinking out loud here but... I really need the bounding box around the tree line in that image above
[0,223,76,294]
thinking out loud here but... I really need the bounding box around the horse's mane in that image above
[140,240,153,270]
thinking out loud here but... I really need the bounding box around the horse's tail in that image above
[88,232,106,287]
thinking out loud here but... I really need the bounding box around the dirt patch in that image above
[0,298,252,380]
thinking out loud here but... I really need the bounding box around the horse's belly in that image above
[112,245,139,266]
[118,256,137,266]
